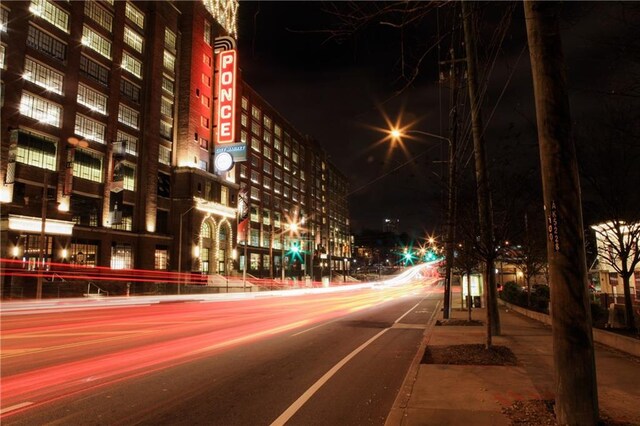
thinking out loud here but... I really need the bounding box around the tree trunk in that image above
[622,274,636,329]
[462,0,500,340]
[524,2,599,424]
[527,276,532,307]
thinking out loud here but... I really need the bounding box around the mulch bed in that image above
[421,344,518,365]
[502,400,635,426]
[436,319,483,326]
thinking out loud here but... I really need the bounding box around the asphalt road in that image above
[1,279,441,425]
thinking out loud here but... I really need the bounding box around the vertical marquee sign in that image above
[214,47,246,172]
[216,49,237,144]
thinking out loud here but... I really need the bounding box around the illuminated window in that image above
[274,138,282,151]
[250,251,259,267]
[0,7,8,32]
[159,145,171,165]
[251,137,260,152]
[118,103,139,129]
[123,26,143,54]
[159,120,172,140]
[263,115,272,129]
[23,57,63,94]
[284,144,290,158]
[201,95,210,108]
[163,50,175,72]
[251,154,259,168]
[274,153,282,166]
[241,113,248,128]
[77,84,107,114]
[154,248,168,270]
[30,0,69,33]
[122,51,142,78]
[284,174,291,185]
[203,20,211,45]
[293,151,299,164]
[251,187,260,201]
[203,53,211,67]
[84,1,112,32]
[111,243,133,269]
[274,167,282,180]
[161,96,173,116]
[69,242,98,267]
[15,129,57,171]
[201,116,209,128]
[27,25,66,62]
[116,130,138,156]
[284,187,290,199]
[112,206,133,231]
[241,97,248,110]
[201,74,211,87]
[240,130,248,143]
[263,146,272,160]
[0,44,4,69]
[251,121,260,136]
[263,161,272,175]
[300,170,306,181]
[82,26,111,59]
[251,106,261,121]
[250,170,259,184]
[274,181,281,194]
[80,55,109,86]
[164,28,176,52]
[240,165,247,178]
[120,163,135,191]
[162,76,175,94]
[264,176,271,190]
[75,114,105,144]
[221,186,229,205]
[20,91,62,127]
[73,148,103,182]
[263,131,272,145]
[292,191,298,202]
[274,124,282,138]
[125,2,144,29]
[120,78,140,103]
[284,159,291,171]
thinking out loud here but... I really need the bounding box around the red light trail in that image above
[1,274,439,418]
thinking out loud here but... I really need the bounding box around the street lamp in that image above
[388,127,456,319]
[178,205,196,295]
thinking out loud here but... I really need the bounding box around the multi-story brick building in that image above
[0,0,350,293]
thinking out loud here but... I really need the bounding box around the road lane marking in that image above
[0,402,34,415]
[270,297,427,426]
[391,323,425,329]
[291,318,341,337]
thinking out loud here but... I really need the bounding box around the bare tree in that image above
[592,221,640,329]
[512,215,547,307]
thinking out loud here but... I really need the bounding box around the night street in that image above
[1,277,440,425]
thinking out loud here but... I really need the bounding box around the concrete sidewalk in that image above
[386,299,640,425]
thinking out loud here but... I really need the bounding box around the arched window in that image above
[201,221,212,239]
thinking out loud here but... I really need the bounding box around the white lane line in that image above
[270,298,427,426]
[291,318,340,337]
[0,402,34,415]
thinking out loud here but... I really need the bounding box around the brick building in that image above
[0,0,350,292]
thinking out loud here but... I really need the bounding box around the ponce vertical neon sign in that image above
[216,49,237,144]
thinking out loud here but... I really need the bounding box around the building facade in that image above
[0,0,350,293]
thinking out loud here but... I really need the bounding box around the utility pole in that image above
[524,2,598,424]
[442,38,461,319]
[462,0,500,343]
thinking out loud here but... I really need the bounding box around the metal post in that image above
[243,220,248,291]
[36,172,48,300]
[281,232,285,282]
[178,205,195,295]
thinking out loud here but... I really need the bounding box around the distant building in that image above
[382,218,399,233]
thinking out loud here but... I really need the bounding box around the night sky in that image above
[236,2,640,237]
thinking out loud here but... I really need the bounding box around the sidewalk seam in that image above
[385,297,442,426]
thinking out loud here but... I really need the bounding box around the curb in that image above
[385,298,442,426]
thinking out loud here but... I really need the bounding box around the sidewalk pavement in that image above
[386,295,640,425]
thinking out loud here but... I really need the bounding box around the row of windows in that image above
[123,26,143,54]
[27,25,66,62]
[116,130,138,157]
[77,84,107,114]
[125,2,144,30]
[20,91,62,127]
[30,0,69,33]
[84,1,112,32]
[118,103,139,130]
[80,55,109,86]
[82,25,111,59]
[75,114,105,144]
[23,57,63,94]
[122,51,142,78]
